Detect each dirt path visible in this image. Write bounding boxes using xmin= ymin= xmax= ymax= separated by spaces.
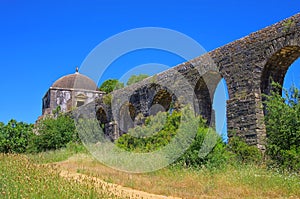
xmin=58 ymin=170 xmax=181 ymax=199
xmin=52 ymin=156 xmax=181 ymax=199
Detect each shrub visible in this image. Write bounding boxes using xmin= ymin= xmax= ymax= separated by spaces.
xmin=264 ymin=82 xmax=300 ymax=172
xmin=175 ymin=126 xmax=230 ymax=168
xmin=116 ymin=108 xmax=230 ymax=169
xmin=103 ymin=93 xmax=112 ymax=106
xmin=0 ymin=120 xmax=33 ymax=153
xmin=28 ymin=114 xmax=78 ymax=152
xmin=227 ymin=135 xmax=262 ymax=164
xmin=116 ymin=111 xmax=181 ymax=152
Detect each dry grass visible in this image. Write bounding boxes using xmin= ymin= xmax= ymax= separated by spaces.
xmin=0 ymin=153 xmax=124 ymax=199
xmin=53 ymin=154 xmax=300 ymax=199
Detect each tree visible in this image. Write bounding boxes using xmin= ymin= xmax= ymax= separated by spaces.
xmin=264 ymin=82 xmax=300 ymax=171
xmin=126 ymin=74 xmax=149 ymax=86
xmin=0 ymin=119 xmax=33 ymax=153
xmin=99 ymin=79 xmax=124 ymax=93
xmin=28 ymin=114 xmax=77 ymax=152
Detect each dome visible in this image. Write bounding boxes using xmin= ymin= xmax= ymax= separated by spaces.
xmin=52 ymin=72 xmax=97 ymax=91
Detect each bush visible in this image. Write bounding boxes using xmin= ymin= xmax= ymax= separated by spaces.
xmin=116 ymin=108 xmax=230 ymax=169
xmin=0 ymin=120 xmax=33 ymax=153
xmin=28 ymin=114 xmax=78 ymax=152
xmin=264 ymin=82 xmax=300 ymax=172
xmin=175 ymin=127 xmax=230 ymax=168
xmin=227 ymin=135 xmax=262 ymax=164
xmin=116 ymin=111 xmax=181 ymax=152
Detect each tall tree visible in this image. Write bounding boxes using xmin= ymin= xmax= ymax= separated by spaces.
xmin=126 ymin=74 xmax=149 ymax=86
xmin=99 ymin=79 xmax=124 ymax=93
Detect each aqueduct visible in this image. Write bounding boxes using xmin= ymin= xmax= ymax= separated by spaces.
xmin=78 ymin=13 xmax=300 ymax=149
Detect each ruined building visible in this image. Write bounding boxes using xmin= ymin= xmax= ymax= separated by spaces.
xmin=41 ymin=68 xmax=104 ymax=116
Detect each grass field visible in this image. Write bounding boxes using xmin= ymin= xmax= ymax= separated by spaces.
xmin=55 ymin=154 xmax=300 ymax=199
xmin=0 ymin=153 xmax=123 ymax=199
xmin=1 ymin=148 xmax=299 ymax=199
xmin=26 ymin=148 xmax=300 ymax=199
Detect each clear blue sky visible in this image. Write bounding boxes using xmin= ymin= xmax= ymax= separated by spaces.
xmin=0 ymin=0 xmax=299 ymax=132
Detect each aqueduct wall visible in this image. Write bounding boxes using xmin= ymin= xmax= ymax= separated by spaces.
xmin=79 ymin=13 xmax=300 ymax=149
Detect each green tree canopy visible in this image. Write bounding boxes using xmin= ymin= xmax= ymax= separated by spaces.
xmin=98 ymin=79 xmax=124 ymax=93
xmin=264 ymin=82 xmax=300 ymax=171
xmin=0 ymin=119 xmax=33 ymax=153
xmin=126 ymin=74 xmax=149 ymax=86
xmin=28 ymin=114 xmax=77 ymax=152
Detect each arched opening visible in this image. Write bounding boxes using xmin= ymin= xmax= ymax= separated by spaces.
xmin=212 ymin=78 xmax=229 ymax=142
xmin=151 ymin=89 xmax=172 ymax=115
xmin=194 ymin=76 xmax=213 ymax=125
xmin=96 ymin=107 xmax=108 ymax=131
xmin=283 ymin=58 xmax=300 ymax=94
xmin=128 ymin=83 xmax=161 ymax=116
xmin=261 ymin=46 xmax=300 ymax=114
xmin=118 ymin=102 xmax=137 ymax=134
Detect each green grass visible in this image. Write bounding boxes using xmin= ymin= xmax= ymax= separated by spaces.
xmin=3 ymin=144 xmax=299 ymax=199
xmin=0 ymin=154 xmax=123 ymax=199
xmin=26 ymin=142 xmax=88 ymax=164
xmin=55 ymin=153 xmax=300 ymax=199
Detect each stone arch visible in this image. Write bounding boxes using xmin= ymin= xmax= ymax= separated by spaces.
xmin=261 ymin=46 xmax=300 ymax=113
xmin=151 ymin=89 xmax=173 ymax=114
xmin=118 ymin=102 xmax=137 ymax=134
xmin=194 ymin=77 xmax=211 ymax=123
xmin=96 ymin=107 xmax=109 ymax=124
xmin=96 ymin=106 xmax=109 ymax=133
xmin=119 ymin=102 xmax=137 ymax=121
xmin=194 ymin=71 xmax=222 ymax=125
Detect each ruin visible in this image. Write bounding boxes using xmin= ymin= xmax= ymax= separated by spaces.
xmin=43 ymin=13 xmax=300 ymax=149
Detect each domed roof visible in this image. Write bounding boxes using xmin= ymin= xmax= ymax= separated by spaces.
xmin=52 ymin=71 xmax=97 ymax=91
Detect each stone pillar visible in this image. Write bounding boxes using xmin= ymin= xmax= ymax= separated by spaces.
xmin=105 ymin=121 xmax=120 ymax=141
xmin=227 ymin=91 xmax=266 ymax=149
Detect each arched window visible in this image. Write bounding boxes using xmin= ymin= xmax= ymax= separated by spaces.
xmin=75 ymin=94 xmax=87 ymax=107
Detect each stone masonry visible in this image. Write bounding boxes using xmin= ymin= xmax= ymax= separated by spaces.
xmin=77 ymin=13 xmax=300 ymax=150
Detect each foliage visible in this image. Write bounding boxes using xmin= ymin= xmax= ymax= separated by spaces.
xmin=264 ymin=82 xmax=300 ymax=172
xmin=103 ymin=93 xmax=112 ymax=105
xmin=28 ymin=114 xmax=78 ymax=152
xmin=99 ymin=79 xmax=124 ymax=93
xmin=174 ymin=123 xmax=230 ymax=169
xmin=52 ymin=105 xmax=61 ymax=116
xmin=0 ymin=120 xmax=33 ymax=153
xmin=283 ymin=19 xmax=295 ymax=32
xmin=75 ymin=118 xmax=107 ymax=145
xmin=126 ymin=74 xmax=149 ymax=86
xmin=227 ymin=135 xmax=262 ymax=164
xmin=116 ymin=108 xmax=230 ymax=168
xmin=116 ymin=111 xmax=181 ymax=152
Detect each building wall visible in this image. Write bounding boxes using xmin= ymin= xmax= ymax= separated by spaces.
xmin=42 ymin=87 xmax=104 ymax=116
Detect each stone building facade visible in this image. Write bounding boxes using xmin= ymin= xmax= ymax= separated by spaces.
xmin=42 ymin=69 xmax=105 ymax=116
